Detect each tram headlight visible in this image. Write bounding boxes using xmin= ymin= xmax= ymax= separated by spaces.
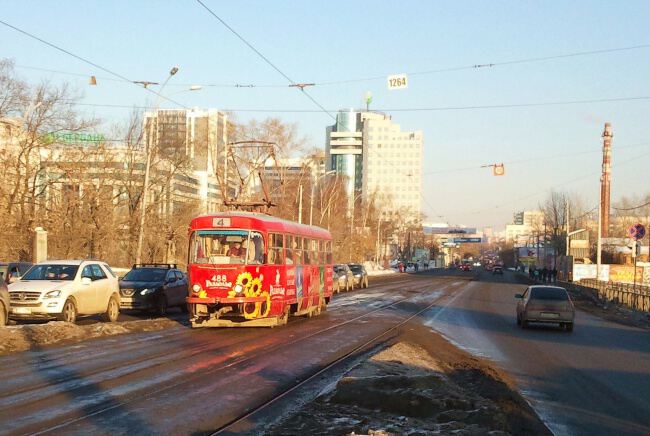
xmin=234 ymin=284 xmax=243 ymax=294
xmin=192 ymin=284 xmax=201 ymax=294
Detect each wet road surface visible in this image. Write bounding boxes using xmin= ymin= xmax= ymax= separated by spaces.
xmin=0 ymin=272 xmax=464 ymax=435
xmin=425 ymin=269 xmax=650 ymax=436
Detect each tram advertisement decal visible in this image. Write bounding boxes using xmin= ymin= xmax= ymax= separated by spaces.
xmin=319 ymin=266 xmax=325 ymax=298
xmin=296 ymin=266 xmax=303 ymax=299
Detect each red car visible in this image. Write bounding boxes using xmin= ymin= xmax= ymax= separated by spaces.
xmin=459 ymin=264 xmax=472 ymax=271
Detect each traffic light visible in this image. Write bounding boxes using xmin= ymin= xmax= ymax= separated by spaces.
xmin=493 ymin=163 xmax=505 ymax=176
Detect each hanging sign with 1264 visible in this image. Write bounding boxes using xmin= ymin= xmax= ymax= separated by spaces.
xmin=628 ymin=223 xmax=646 ymax=241
xmin=387 ymin=73 xmax=408 ymax=90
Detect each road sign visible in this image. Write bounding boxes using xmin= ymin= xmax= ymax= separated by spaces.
xmin=628 ymin=223 xmax=646 ymax=241
xmin=387 ymin=73 xmax=408 ymax=90
xmin=452 ymin=237 xmax=483 ymax=243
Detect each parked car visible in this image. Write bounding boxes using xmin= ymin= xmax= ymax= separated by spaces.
xmin=0 ymin=280 xmax=9 ymax=326
xmin=0 ymin=262 xmax=33 ymax=285
xmin=459 ymin=264 xmax=472 ymax=271
xmin=492 ymin=266 xmax=504 ymax=275
xmin=516 ymin=285 xmax=575 ymax=331
xmin=333 ymin=264 xmax=354 ymax=292
xmin=8 ymin=260 xmax=120 ymax=323
xmin=348 ymin=263 xmax=369 ymax=289
xmin=119 ymin=264 xmax=188 ymax=315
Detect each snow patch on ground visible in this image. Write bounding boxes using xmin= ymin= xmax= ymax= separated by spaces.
xmin=0 ymin=318 xmax=180 ymax=355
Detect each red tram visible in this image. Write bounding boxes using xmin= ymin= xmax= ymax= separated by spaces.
xmin=186 ymin=212 xmax=334 ymax=328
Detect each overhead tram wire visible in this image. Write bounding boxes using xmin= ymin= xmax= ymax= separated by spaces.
xmin=194 ymin=0 xmax=336 ymax=121
xmin=423 ymin=142 xmax=650 ymax=176
xmin=17 ymin=42 xmax=650 ymax=90
xmin=0 ymin=19 xmax=189 ymax=109
xmin=455 ymin=150 xmax=650 ymax=217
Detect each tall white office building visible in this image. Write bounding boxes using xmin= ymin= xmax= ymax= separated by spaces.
xmin=326 ymin=110 xmax=423 ymax=220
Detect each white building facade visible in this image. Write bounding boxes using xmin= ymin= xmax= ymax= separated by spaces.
xmin=326 ymin=110 xmax=423 ymax=220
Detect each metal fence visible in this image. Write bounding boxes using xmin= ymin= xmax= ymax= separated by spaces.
xmin=577 ymin=279 xmax=650 ymax=313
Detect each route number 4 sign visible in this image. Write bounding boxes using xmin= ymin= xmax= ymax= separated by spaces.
xmin=387 ymin=74 xmax=408 ymax=90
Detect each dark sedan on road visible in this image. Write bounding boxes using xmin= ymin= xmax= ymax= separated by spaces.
xmin=516 ymin=285 xmax=575 ymax=331
xmin=492 ymin=265 xmax=504 ymax=275
xmin=348 ymin=263 xmax=369 ymax=289
xmin=119 ymin=264 xmax=188 ymax=316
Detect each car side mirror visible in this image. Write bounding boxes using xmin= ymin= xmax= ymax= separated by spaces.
xmin=81 ymin=277 xmax=92 ymax=285
xmin=515 ymin=293 xmax=523 ymax=299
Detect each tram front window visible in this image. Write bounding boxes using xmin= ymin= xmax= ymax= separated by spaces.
xmin=191 ymin=230 xmax=264 ymax=265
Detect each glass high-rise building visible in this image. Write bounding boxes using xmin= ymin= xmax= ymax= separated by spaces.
xmin=326 ymin=109 xmax=423 ymax=220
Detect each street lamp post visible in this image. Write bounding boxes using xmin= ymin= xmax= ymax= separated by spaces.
xmin=135 ymin=66 xmax=179 ymax=265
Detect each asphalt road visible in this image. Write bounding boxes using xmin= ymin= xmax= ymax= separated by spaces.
xmin=0 ymin=272 xmax=465 ymax=435
xmin=425 ymin=268 xmax=650 ymax=436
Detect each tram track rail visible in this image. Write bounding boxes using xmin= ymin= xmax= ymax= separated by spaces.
xmin=21 ymin=276 xmax=460 ymax=435
xmin=212 ymin=282 xmax=454 ymax=435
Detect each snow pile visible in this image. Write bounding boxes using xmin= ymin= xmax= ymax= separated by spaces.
xmin=0 ymin=318 xmax=179 ymax=355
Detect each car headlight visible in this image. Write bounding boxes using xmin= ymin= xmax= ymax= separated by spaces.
xmin=44 ymin=290 xmax=61 ymax=299
xmin=140 ymin=288 xmax=154 ymax=295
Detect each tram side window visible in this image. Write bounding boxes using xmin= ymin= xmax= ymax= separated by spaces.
xmin=285 ymin=235 xmax=294 ymax=264
xmin=310 ymin=239 xmax=318 ymax=265
xmin=303 ymin=238 xmax=311 ymax=265
xmin=293 ymin=236 xmax=302 ymax=265
xmin=249 ymin=231 xmax=265 ymax=264
xmin=318 ymin=240 xmax=325 ymax=265
xmin=326 ymin=240 xmax=333 ymax=264
xmin=269 ymin=233 xmax=284 ymax=265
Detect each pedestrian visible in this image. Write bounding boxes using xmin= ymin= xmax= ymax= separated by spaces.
xmin=415 ymin=262 xmax=419 ymax=272
xmin=529 ymin=266 xmax=535 ymax=280
xmin=534 ymin=268 xmax=540 ymax=281
xmin=552 ymin=267 xmax=558 ymax=283
xmin=541 ymin=267 xmax=548 ymax=283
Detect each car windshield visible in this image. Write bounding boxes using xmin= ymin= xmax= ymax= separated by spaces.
xmin=334 ymin=266 xmax=346 ymax=273
xmin=122 ymin=269 xmax=167 ymax=282
xmin=531 ymin=287 xmax=569 ymax=300
xmin=22 ymin=264 xmax=79 ymax=281
xmin=349 ymin=265 xmax=362 ymax=273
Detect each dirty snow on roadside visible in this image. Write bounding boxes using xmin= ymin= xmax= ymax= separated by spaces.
xmin=269 ymin=332 xmax=550 ymax=436
xmin=0 ymin=318 xmax=180 ymax=355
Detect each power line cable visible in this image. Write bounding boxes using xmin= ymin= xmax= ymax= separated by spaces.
xmin=0 ymin=19 xmax=189 ymax=109
xmin=61 ymin=95 xmax=650 ymax=113
xmin=613 ymin=200 xmax=650 ymax=211
xmin=194 ymin=0 xmax=335 ymax=120
xmin=423 ymin=142 xmax=650 ymax=175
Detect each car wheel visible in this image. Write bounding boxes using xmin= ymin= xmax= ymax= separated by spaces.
xmin=56 ymin=298 xmax=77 ymax=323
xmin=0 ymin=301 xmax=6 ymax=326
xmin=102 ymin=296 xmax=119 ymax=323
xmin=156 ymin=295 xmax=168 ymax=316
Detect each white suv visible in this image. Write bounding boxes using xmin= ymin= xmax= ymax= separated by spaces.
xmin=9 ymin=260 xmax=120 ymax=323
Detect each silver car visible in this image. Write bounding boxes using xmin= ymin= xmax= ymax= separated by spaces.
xmin=516 ymin=285 xmax=575 ymax=331
xmin=333 ymin=264 xmax=354 ymax=292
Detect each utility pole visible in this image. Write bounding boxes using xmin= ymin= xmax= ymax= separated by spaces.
xmin=298 ymin=184 xmax=303 ymax=224
xmin=565 ymin=199 xmax=570 ymax=256
xmin=597 ymin=181 xmax=603 ymax=280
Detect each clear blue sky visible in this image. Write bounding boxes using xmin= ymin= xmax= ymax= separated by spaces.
xmin=2 ymin=1 xmax=649 ymax=231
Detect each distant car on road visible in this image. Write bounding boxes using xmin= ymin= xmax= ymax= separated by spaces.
xmin=0 ymin=280 xmax=9 ymax=326
xmin=9 ymin=260 xmax=120 ymax=324
xmin=0 ymin=262 xmax=32 ymax=285
xmin=348 ymin=263 xmax=369 ymax=289
xmin=516 ymin=285 xmax=575 ymax=331
xmin=492 ymin=266 xmax=504 ymax=275
xmin=459 ymin=264 xmax=472 ymax=272
xmin=119 ymin=264 xmax=188 ymax=315
xmin=333 ymin=264 xmax=354 ymax=292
